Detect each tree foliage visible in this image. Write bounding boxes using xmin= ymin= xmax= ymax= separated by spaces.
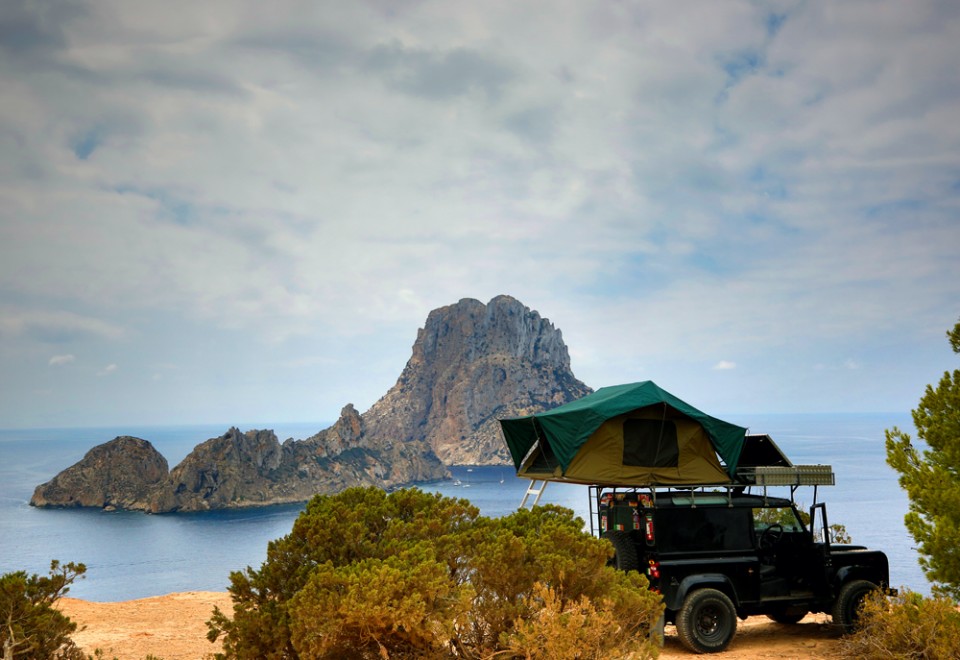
xmin=208 ymin=487 xmax=663 ymax=659
xmin=838 ymin=588 xmax=960 ymax=659
xmin=0 ymin=560 xmax=86 ymax=660
xmin=886 ymin=317 xmax=960 ymax=600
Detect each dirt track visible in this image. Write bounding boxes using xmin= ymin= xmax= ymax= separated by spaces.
xmin=59 ymin=592 xmax=843 ymax=659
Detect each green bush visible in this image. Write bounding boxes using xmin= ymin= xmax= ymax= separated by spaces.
xmin=0 ymin=560 xmax=86 ymax=660
xmin=208 ymin=487 xmax=663 ymax=659
xmin=838 ymin=588 xmax=960 ymax=659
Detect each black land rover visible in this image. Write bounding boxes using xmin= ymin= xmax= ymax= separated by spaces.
xmin=596 ymin=486 xmax=895 ymax=653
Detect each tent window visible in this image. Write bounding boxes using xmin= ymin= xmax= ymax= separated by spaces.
xmin=622 ymin=419 xmax=679 ymax=468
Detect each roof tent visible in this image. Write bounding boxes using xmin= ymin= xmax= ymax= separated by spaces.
xmin=499 ymin=381 xmax=748 ymax=487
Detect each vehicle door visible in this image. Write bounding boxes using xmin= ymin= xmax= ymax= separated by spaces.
xmin=752 ymin=504 xmax=810 ymax=587
xmin=655 ymin=504 xmax=761 ymax=604
xmin=805 ymin=502 xmax=833 ymax=593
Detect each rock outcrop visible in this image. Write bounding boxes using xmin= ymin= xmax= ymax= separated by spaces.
xmin=148 ymin=408 xmax=449 ymax=512
xmin=31 ymin=295 xmax=591 ymax=512
xmin=30 ymin=436 xmax=169 ymax=511
xmin=364 ymin=295 xmax=591 ymax=465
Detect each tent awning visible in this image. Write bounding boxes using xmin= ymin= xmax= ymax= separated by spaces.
xmin=499 ymin=381 xmax=747 ymax=482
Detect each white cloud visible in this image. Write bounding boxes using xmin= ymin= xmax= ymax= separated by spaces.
xmin=97 ymin=363 xmax=118 ymax=376
xmin=0 ymin=309 xmax=125 ymax=342
xmin=48 ymin=354 xmax=75 ymax=366
xmin=713 ymin=361 xmax=737 ymax=371
xmin=0 ymin=0 xmax=957 ymax=424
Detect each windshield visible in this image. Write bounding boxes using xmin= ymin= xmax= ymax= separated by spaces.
xmin=752 ymin=506 xmax=804 ymax=533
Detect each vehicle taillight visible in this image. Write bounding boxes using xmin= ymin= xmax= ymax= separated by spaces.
xmin=647 ymin=559 xmax=661 ymax=579
xmin=645 ymin=515 xmax=655 ymax=543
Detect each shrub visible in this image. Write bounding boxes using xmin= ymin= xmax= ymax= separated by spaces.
xmin=500 ymin=581 xmax=657 ymax=660
xmin=0 ymin=560 xmax=86 ymax=660
xmin=208 ymin=487 xmax=663 ymax=659
xmin=838 ymin=588 xmax=960 ymax=659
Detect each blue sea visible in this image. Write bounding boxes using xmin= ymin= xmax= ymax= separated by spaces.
xmin=0 ymin=413 xmax=928 ymax=602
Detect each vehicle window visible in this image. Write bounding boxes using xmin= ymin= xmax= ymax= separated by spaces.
xmin=752 ymin=506 xmax=803 ymax=532
xmin=654 ymin=507 xmax=753 ymax=552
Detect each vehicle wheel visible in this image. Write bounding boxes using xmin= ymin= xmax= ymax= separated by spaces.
xmin=676 ymin=588 xmax=737 ymax=654
xmin=832 ymin=579 xmax=876 ymax=633
xmin=602 ymin=530 xmax=640 ymax=571
xmin=766 ymin=610 xmax=807 ymax=624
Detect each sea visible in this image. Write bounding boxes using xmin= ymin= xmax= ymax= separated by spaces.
xmin=0 ymin=413 xmax=929 ymax=602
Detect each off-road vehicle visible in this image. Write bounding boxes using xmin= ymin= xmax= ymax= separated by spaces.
xmin=501 ymin=382 xmax=897 ymax=654
xmin=592 ymin=459 xmax=895 ymax=653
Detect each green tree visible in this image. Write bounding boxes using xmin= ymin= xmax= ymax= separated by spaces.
xmin=0 ymin=560 xmax=86 ymax=660
xmin=886 ymin=317 xmax=960 ymax=600
xmin=208 ymin=487 xmax=662 ymax=659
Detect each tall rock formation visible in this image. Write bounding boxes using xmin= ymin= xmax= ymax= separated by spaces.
xmin=31 ymin=295 xmax=591 ymax=511
xmin=364 ymin=295 xmax=591 ymax=465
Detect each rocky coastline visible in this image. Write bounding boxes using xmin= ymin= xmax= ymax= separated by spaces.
xmin=31 ymin=295 xmax=591 ymax=513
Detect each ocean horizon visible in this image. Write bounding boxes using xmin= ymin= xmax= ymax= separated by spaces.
xmin=0 ymin=412 xmax=929 ymax=602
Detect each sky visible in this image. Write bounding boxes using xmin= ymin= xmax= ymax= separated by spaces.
xmin=1 ymin=0 xmax=958 ymax=430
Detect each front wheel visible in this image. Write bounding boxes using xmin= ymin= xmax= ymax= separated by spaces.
xmin=676 ymin=588 xmax=737 ymax=653
xmin=832 ymin=579 xmax=877 ymax=633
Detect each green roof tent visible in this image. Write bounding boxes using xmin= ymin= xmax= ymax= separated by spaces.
xmin=499 ymin=381 xmax=747 ymax=487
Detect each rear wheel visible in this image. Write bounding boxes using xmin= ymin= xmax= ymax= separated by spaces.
xmin=832 ymin=579 xmax=877 ymax=633
xmin=676 ymin=588 xmax=737 ymax=654
xmin=602 ymin=530 xmax=640 ymax=571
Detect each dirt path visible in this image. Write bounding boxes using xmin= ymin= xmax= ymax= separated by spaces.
xmin=59 ymin=592 xmax=843 ymax=659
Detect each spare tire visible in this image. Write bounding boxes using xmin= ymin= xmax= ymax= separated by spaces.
xmin=602 ymin=530 xmax=640 ymax=572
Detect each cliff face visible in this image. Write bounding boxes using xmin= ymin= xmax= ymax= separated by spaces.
xmin=30 ymin=295 xmax=591 ymax=512
xmin=364 ymin=295 xmax=591 ymax=465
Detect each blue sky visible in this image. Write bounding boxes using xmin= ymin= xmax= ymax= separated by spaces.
xmin=1 ymin=0 xmax=958 ymax=429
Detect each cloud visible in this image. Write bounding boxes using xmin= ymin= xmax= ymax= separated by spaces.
xmin=0 ymin=0 xmax=957 ymax=425
xmin=713 ymin=361 xmax=737 ymax=371
xmin=48 ymin=354 xmax=75 ymax=366
xmin=97 ymin=363 xmax=118 ymax=376
xmin=0 ymin=309 xmax=125 ymax=343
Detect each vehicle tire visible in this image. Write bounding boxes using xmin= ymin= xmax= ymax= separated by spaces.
xmin=832 ymin=579 xmax=876 ymax=633
xmin=676 ymin=588 xmax=737 ymax=654
xmin=766 ymin=610 xmax=807 ymax=624
xmin=602 ymin=530 xmax=640 ymax=572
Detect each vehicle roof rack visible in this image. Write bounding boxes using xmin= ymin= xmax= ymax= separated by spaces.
xmin=736 ymin=465 xmax=835 ymax=487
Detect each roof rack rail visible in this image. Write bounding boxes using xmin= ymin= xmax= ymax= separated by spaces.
xmin=736 ymin=465 xmax=835 ymax=487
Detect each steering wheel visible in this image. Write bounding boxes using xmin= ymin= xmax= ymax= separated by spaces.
xmin=759 ymin=523 xmax=784 ymax=550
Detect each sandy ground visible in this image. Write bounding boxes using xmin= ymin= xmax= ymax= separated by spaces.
xmin=59 ymin=592 xmax=843 ymax=659
xmin=59 ymin=592 xmax=232 ymax=660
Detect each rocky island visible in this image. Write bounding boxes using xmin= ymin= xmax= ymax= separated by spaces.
xmin=31 ymin=295 xmax=591 ymax=512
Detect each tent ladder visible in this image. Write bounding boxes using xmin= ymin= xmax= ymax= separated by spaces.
xmin=519 ymin=479 xmax=548 ymax=509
